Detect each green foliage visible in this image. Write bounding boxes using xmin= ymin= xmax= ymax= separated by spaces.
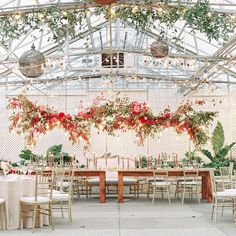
xmin=201 ymin=149 xmax=214 ymax=162
xmin=136 ymin=156 xmax=147 ymax=168
xmin=212 ymin=121 xmax=224 ymax=154
xmin=47 ymin=144 xmax=71 ymax=163
xmin=202 ymin=121 xmax=236 ymax=170
xmin=0 ymin=1 xmax=234 ymax=44
xmin=184 ymin=150 xmax=202 ymax=163
xmin=47 ymin=144 xmax=62 ymax=157
xmin=19 ymin=149 xmax=36 ymax=161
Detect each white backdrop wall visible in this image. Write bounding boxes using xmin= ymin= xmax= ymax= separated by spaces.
xmin=0 ymin=85 xmax=235 ymax=164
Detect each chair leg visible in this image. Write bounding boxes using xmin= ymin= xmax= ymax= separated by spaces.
xmin=161 ymin=188 xmax=164 ymax=199
xmin=3 ymin=203 xmax=7 ymax=230
xmin=18 ymin=203 xmax=22 ymax=230
xmin=147 ymin=183 xmax=150 ymax=199
xmin=69 ymin=200 xmax=72 ymax=224
xmin=152 ymin=187 xmax=155 ymax=204
xmin=49 ymin=202 xmax=54 ymax=231
xmin=221 ymin=200 xmax=225 ymax=217
xmin=211 ymin=204 xmax=215 ymax=221
xmin=0 ymin=204 xmax=3 ymax=230
xmin=214 ymin=204 xmax=218 ymax=224
xmin=60 ymin=204 xmax=64 ymax=218
xmin=196 ymin=186 xmax=201 ymax=204
xmin=137 ymin=183 xmax=139 ymax=198
xmin=175 ymin=180 xmax=179 ymax=199
xmin=182 ymin=185 xmax=185 ymax=204
xmin=167 ymin=186 xmax=171 ymax=205
xmin=32 ymin=205 xmax=37 ymax=232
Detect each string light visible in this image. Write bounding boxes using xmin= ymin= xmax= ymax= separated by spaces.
xmin=14 ymin=14 xmax=21 ymax=20
xmin=132 ymin=6 xmax=138 ymax=13
xmin=37 ymin=13 xmax=44 ymax=20
xmin=110 ymin=8 xmax=115 ymax=17
xmin=207 ymin=12 xmax=212 ymax=18
xmin=62 ymin=11 xmax=67 ymax=17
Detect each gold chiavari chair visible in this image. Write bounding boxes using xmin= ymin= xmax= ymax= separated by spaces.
xmin=210 ymin=170 xmax=236 ymax=223
xmin=215 ymin=162 xmax=234 ymax=191
xmin=19 ymin=169 xmax=54 ymax=232
xmin=152 ymin=166 xmax=171 ymax=204
xmin=178 ymin=163 xmax=201 ymax=204
xmin=0 ymin=198 xmax=7 ymax=229
xmin=52 ymin=166 xmax=74 ymax=224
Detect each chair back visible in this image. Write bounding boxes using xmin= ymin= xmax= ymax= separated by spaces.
xmin=94 ymin=154 xmax=136 ymax=170
xmin=182 ymin=164 xmax=199 ymax=182
xmin=209 ymin=170 xmax=218 ymax=195
xmin=218 ymin=162 xmax=234 ymax=189
xmin=220 ymin=163 xmax=233 ymax=176
xmin=160 ymin=152 xmax=168 ymax=165
xmin=34 ymin=169 xmax=54 ymax=202
xmin=153 ymin=167 xmax=169 ymax=183
xmin=53 ymin=166 xmax=74 ymax=194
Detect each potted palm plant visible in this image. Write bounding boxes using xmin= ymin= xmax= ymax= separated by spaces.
xmin=202 ymin=121 xmax=236 ymax=172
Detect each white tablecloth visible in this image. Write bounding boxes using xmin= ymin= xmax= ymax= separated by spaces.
xmin=0 ymin=174 xmax=35 ymax=229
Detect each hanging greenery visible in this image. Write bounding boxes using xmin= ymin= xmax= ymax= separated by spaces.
xmin=0 ymin=0 xmax=234 ymax=44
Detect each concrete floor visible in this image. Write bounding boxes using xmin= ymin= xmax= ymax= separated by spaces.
xmin=1 ymin=197 xmax=236 ymax=236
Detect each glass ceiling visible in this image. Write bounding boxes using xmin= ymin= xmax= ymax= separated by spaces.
xmin=0 ymin=0 xmax=235 ymax=97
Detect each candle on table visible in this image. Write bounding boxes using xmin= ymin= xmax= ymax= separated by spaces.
xmin=105 ymin=154 xmax=108 ymax=167
xmin=93 ymin=152 xmax=96 ymax=167
xmin=176 ymin=153 xmax=179 ymax=167
xmin=147 ymin=155 xmax=150 ymax=169
xmin=118 ymin=154 xmax=120 ymax=168
xmin=122 ymin=155 xmax=124 ymax=169
xmin=158 ymin=153 xmax=160 ymax=165
xmin=127 ymin=155 xmax=130 ymax=169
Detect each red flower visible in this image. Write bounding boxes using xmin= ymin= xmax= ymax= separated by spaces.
xmin=32 ymin=115 xmax=40 ymax=124
xmin=10 ymin=99 xmax=20 ymax=108
xmin=139 ymin=117 xmax=148 ymax=124
xmin=195 ymin=100 xmax=205 ymax=105
xmin=147 ymin=120 xmax=156 ymax=125
xmin=132 ymin=111 xmax=141 ymax=116
xmin=51 ymin=117 xmax=58 ymax=124
xmin=78 ymin=112 xmax=84 ymax=118
xmin=58 ymin=112 xmax=65 ymax=119
xmin=131 ymin=102 xmax=141 ymax=115
xmin=163 ymin=113 xmax=171 ymax=119
xmin=183 ymin=120 xmax=190 ymax=128
xmin=84 ymin=114 xmax=91 ymax=119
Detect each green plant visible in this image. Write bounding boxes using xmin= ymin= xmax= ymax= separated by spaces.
xmin=19 ymin=148 xmax=37 ymax=161
xmin=184 ymin=150 xmax=202 ymax=164
xmin=47 ymin=144 xmax=62 ymax=158
xmin=136 ymin=156 xmax=147 ymax=168
xmin=46 ymin=144 xmax=71 ymax=163
xmin=202 ymin=121 xmax=236 ymax=170
xmin=0 ymin=1 xmax=234 ymax=44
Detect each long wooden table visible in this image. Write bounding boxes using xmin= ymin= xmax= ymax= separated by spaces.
xmin=33 ymin=169 xmax=106 ymax=203
xmin=74 ymin=170 xmax=106 ymax=203
xmin=117 ymin=169 xmax=213 ymax=203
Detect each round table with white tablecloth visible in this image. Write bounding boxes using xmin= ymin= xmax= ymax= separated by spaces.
xmin=0 ymin=174 xmax=35 ymax=229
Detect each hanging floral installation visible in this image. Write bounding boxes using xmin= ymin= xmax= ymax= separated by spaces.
xmin=7 ymin=94 xmax=216 ymax=151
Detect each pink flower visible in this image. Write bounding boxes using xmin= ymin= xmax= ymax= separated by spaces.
xmin=39 ymin=105 xmax=46 ymax=112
